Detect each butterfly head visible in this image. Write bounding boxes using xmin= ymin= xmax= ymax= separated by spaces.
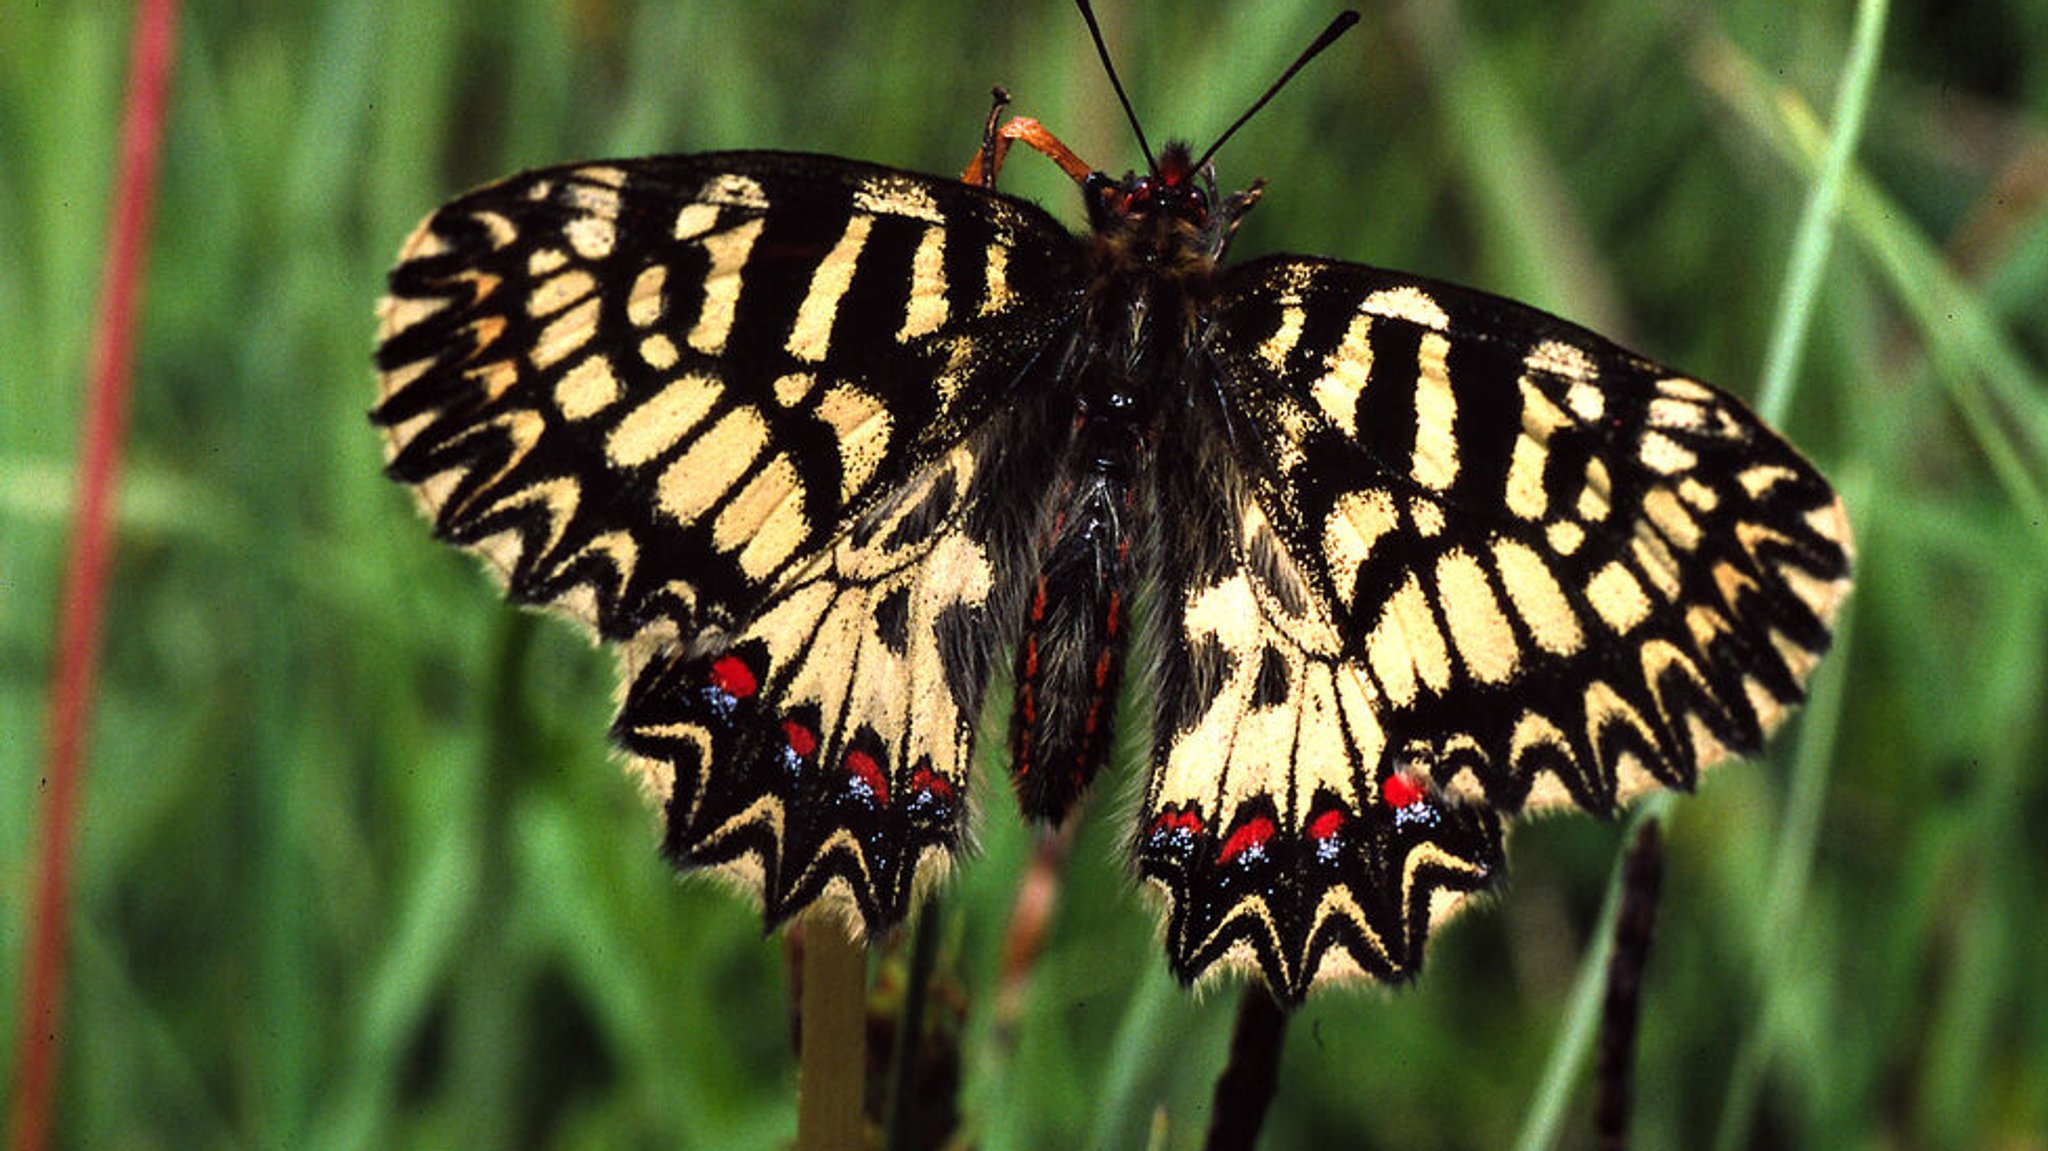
xmin=1105 ymin=142 xmax=1209 ymax=223
xmin=1086 ymin=141 xmax=1264 ymax=265
xmin=1067 ymin=5 xmax=1352 ymax=264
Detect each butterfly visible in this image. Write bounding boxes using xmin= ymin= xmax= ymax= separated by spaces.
xmin=372 ymin=9 xmax=1851 ymax=1004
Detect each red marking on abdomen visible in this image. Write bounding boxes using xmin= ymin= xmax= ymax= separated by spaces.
xmin=1089 ymin=646 xmax=1115 ymax=691
xmin=1077 ymin=642 xmax=1113 ymax=755
xmin=1076 ymin=584 xmax=1125 ymax=748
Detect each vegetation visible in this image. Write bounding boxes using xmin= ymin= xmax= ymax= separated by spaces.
xmin=4 ymin=1 xmax=2044 ymax=1147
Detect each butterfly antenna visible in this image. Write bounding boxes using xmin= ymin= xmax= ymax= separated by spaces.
xmin=1075 ymin=0 xmax=1157 ymax=173
xmin=1194 ymin=10 xmax=1360 ymax=172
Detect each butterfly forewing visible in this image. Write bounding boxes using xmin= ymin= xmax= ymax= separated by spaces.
xmin=375 ymin=152 xmax=1081 ymax=647
xmin=1214 ymin=258 xmax=1851 ymax=810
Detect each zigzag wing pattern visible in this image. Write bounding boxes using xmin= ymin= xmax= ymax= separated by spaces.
xmin=374 ymin=152 xmax=1079 ymax=648
xmin=1142 ymin=462 xmax=1506 ymax=1001
xmin=374 ymin=154 xmax=1084 ymax=929
xmin=1211 ymin=258 xmax=1851 ymax=819
xmin=614 ymin=444 xmax=1001 ymax=932
xmin=1144 ymin=258 xmax=1851 ymax=1000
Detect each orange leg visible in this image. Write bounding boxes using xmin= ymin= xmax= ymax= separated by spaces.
xmin=963 ymin=97 xmax=1095 ymax=189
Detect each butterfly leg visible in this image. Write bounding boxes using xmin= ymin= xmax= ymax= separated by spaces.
xmin=962 ymin=110 xmax=1094 ymax=189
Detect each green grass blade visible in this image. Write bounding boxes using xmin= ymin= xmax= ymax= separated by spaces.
xmin=1512 ymin=793 xmax=1673 ymax=1151
xmin=1710 ymin=503 xmax=1863 ymax=1151
xmin=1699 ymin=29 xmax=2048 ymax=530
xmin=1755 ymin=0 xmax=1889 ymax=426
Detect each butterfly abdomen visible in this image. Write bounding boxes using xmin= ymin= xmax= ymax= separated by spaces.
xmin=1009 ymin=463 xmax=1140 ymax=822
xmin=1005 ymin=192 xmax=1227 ymax=824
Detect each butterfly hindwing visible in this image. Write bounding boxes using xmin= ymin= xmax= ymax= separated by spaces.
xmin=614 ymin=443 xmax=1000 ymax=930
xmin=1143 ymin=460 xmax=1507 ymax=999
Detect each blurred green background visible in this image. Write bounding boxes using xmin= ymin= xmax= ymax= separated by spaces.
xmin=4 ymin=0 xmax=2045 ymax=1148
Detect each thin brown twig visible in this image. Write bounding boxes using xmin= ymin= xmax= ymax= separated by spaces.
xmin=1203 ymin=983 xmax=1290 ymax=1151
xmin=797 ymin=912 xmax=868 ymax=1151
xmin=1595 ymin=819 xmax=1666 ymax=1151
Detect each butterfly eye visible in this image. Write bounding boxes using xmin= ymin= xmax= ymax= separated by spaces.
xmin=1103 ymin=171 xmax=1211 ymax=233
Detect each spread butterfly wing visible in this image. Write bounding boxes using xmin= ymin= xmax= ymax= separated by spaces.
xmin=374 ymin=152 xmax=1079 ymax=647
xmin=374 ymin=153 xmax=1083 ymax=932
xmin=1142 ymin=257 xmax=1852 ymax=1000
xmin=1219 ymin=257 xmax=1851 ymax=809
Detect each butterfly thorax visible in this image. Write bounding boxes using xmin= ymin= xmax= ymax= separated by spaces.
xmin=1080 ymin=142 xmax=1229 ymax=360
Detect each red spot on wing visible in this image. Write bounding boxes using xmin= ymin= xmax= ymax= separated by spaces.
xmin=1383 ymin=772 xmax=1426 ymax=810
xmin=782 ymin=720 xmax=817 ymax=758
xmin=708 ymin=653 xmax=757 ymax=699
xmin=1218 ymin=815 xmax=1276 ymax=864
xmin=910 ymin=766 xmax=954 ymax=801
xmin=844 ymin=749 xmax=889 ymax=806
xmin=1309 ymin=808 xmax=1345 ymax=840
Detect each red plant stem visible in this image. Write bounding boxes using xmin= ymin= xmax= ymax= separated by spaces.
xmin=8 ymin=3 xmax=179 ymax=1149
